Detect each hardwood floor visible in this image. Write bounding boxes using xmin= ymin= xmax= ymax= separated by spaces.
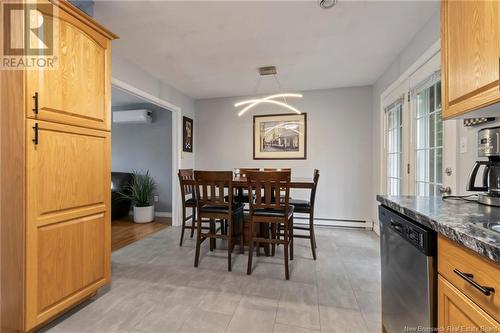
xmin=111 ymin=216 xmax=171 ymax=251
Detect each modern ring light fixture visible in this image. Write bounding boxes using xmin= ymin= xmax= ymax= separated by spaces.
xmin=235 ymin=66 xmax=303 ymax=117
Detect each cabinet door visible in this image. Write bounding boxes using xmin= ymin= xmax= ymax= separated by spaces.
xmin=25 ymin=119 xmax=110 ymax=329
xmin=441 ymin=0 xmax=500 ymax=118
xmin=26 ymin=4 xmax=111 ymax=130
xmin=438 ymin=275 xmax=500 ymax=332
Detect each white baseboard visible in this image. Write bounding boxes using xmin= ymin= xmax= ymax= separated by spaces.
xmin=155 ymin=211 xmax=172 ymax=218
xmin=127 ymin=211 xmax=172 ymax=218
xmin=293 ymin=215 xmax=373 ymax=230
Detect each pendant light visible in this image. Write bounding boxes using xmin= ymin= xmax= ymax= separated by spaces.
xmin=235 ymin=66 xmax=303 ymax=117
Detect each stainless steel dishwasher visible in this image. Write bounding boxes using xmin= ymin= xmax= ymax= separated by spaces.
xmin=379 ymin=205 xmax=437 ymax=333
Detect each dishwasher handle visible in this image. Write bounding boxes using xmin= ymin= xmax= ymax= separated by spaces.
xmin=453 ymin=269 xmax=495 ymax=296
xmin=390 ymin=220 xmax=404 ymax=234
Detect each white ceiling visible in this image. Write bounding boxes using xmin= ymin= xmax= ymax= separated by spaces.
xmin=111 ymin=86 xmax=146 ymax=107
xmin=95 ymin=1 xmax=438 ymax=100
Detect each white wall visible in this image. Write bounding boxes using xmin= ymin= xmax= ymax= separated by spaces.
xmin=195 ymin=86 xmax=373 ymax=222
xmin=371 ymin=9 xmax=440 ymax=230
xmin=111 ymin=55 xmax=195 ymax=170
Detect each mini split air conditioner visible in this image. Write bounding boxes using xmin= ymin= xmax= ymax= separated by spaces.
xmin=113 ymin=109 xmax=153 ymax=124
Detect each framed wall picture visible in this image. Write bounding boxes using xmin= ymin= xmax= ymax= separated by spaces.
xmin=183 ymin=116 xmax=193 ymax=152
xmin=253 ymin=113 xmax=307 ymax=160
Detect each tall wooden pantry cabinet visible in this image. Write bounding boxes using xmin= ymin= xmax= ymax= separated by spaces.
xmin=0 ymin=1 xmax=117 ymax=331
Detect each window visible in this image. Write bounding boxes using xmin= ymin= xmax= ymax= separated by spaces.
xmin=386 ymin=100 xmax=403 ymax=195
xmin=413 ymin=75 xmax=443 ymax=196
xmin=382 ymin=52 xmax=450 ymax=197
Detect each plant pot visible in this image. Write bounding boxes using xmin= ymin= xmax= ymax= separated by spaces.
xmin=133 ymin=205 xmax=155 ymax=223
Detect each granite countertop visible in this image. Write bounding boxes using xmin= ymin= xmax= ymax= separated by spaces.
xmin=377 ymin=195 xmax=500 ymax=264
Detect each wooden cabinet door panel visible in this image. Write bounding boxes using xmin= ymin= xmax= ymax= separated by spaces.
xmin=25 ymin=119 xmax=110 ymax=328
xmin=26 ymin=120 xmax=109 ymax=225
xmin=438 ymin=275 xmax=500 ymax=332
xmin=37 ymin=214 xmax=105 ymax=312
xmin=26 ymin=6 xmax=111 ymax=130
xmin=442 ymin=0 xmax=500 ymax=118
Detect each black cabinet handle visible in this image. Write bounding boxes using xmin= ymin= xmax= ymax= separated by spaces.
xmin=32 ymin=123 xmax=38 ymax=145
xmin=32 ymin=92 xmax=38 ymax=115
xmin=453 ymin=269 xmax=495 ymax=296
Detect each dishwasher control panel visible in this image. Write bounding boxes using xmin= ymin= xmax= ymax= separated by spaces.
xmin=379 ymin=205 xmax=436 ymax=256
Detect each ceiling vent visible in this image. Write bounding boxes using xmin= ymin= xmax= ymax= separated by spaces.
xmin=319 ymin=0 xmax=337 ymax=9
xmin=113 ymin=109 xmax=153 ymax=124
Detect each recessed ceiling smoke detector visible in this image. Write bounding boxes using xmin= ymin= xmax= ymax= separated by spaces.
xmin=319 ymin=0 xmax=337 ymax=9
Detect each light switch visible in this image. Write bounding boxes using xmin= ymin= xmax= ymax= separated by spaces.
xmin=460 ymin=136 xmax=468 ymax=154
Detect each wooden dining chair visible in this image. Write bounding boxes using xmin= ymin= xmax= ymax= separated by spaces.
xmin=233 ymin=168 xmax=260 ymax=203
xmin=246 ymin=170 xmax=294 ymax=280
xmin=178 ymin=169 xmax=196 ymax=246
xmin=289 ymin=169 xmax=320 ymax=260
xmin=194 ymin=171 xmax=244 ymax=271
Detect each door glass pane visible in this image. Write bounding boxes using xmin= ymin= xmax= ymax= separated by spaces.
xmin=415 ymin=80 xmax=443 ymax=197
xmin=386 ymin=102 xmax=403 ymax=195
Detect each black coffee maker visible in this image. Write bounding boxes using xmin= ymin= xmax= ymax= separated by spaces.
xmin=467 ymin=126 xmax=500 ymax=207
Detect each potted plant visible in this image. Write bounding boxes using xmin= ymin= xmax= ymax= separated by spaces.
xmin=120 ymin=170 xmax=156 ymax=223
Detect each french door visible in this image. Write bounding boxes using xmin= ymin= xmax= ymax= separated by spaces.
xmin=383 ymin=52 xmax=456 ymax=196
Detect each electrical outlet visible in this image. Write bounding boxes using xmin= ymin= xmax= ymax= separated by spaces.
xmin=460 ymin=136 xmax=468 ymax=154
xmin=154 ymin=195 xmax=159 ymax=203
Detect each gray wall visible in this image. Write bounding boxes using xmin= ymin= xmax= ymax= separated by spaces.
xmin=110 ymin=55 xmax=196 ymax=170
xmin=112 ymin=104 xmax=173 ymax=212
xmin=371 ymin=9 xmax=440 ymax=229
xmin=195 ymin=86 xmax=374 ymax=222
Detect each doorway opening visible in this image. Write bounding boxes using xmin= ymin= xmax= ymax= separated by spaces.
xmin=110 ymin=79 xmax=182 ymax=250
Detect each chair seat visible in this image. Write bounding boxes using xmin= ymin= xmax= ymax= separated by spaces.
xmin=289 ymin=199 xmax=311 ymax=212
xmin=200 ymin=202 xmax=244 ymax=214
xmin=253 ymin=205 xmax=294 ymax=218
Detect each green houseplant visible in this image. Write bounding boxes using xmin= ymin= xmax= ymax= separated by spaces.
xmin=120 ymin=170 xmax=156 ymax=223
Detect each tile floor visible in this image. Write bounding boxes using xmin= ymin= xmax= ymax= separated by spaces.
xmin=41 ymin=226 xmax=381 ymax=333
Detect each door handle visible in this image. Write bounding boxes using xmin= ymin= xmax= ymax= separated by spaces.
xmin=32 ymin=123 xmax=39 ymax=145
xmin=32 ymin=92 xmax=38 ymax=115
xmin=439 ymin=186 xmax=452 ymax=194
xmin=453 ymin=269 xmax=495 ymax=296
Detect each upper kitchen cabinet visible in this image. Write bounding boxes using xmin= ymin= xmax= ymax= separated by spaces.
xmin=441 ymin=0 xmax=500 ymax=119
xmin=26 ymin=1 xmax=117 ymax=131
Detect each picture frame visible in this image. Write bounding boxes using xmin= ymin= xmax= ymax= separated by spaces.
xmin=183 ymin=116 xmax=193 ymax=152
xmin=253 ymin=113 xmax=307 ymax=160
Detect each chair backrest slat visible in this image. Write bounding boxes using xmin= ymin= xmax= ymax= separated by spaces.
xmin=178 ymin=169 xmax=195 ymax=203
xmin=194 ymin=171 xmax=233 ymax=209
xmin=247 ymin=170 xmax=291 ymax=212
xmin=310 ymin=169 xmax=320 ymax=209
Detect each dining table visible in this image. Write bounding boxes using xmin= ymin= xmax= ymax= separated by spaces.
xmin=231 ymin=176 xmax=315 ymax=189
xmin=182 ymin=176 xmax=314 ymax=189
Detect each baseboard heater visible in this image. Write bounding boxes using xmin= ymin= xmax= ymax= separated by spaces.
xmin=293 ymin=215 xmax=373 ymax=230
